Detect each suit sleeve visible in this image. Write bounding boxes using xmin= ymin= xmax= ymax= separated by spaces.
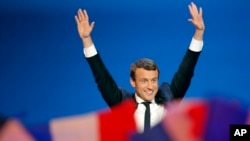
xmin=170 ymin=49 xmax=201 ymax=99
xmin=86 ymin=53 xmax=123 ymax=107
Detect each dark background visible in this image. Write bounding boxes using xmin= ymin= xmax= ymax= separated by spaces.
xmin=1 ymin=0 xmax=250 ymax=125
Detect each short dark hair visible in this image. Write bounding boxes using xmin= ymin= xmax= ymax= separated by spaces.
xmin=130 ymin=58 xmax=160 ymax=80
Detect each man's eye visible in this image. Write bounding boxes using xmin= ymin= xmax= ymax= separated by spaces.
xmin=152 ymin=79 xmax=157 ymax=82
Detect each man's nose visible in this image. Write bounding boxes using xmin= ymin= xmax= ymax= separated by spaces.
xmin=147 ymin=81 xmax=154 ymax=89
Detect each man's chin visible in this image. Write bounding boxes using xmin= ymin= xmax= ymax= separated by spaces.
xmin=144 ymin=94 xmax=156 ymax=101
xmin=144 ymin=97 xmax=154 ymax=102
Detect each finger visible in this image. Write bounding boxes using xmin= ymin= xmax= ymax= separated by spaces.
xmin=83 ymin=10 xmax=89 ymax=21
xmin=190 ymin=2 xmax=198 ymax=15
xmin=74 ymin=15 xmax=79 ymax=24
xmin=188 ymin=4 xmax=193 ymax=15
xmin=188 ymin=19 xmax=194 ymax=24
xmin=188 ymin=3 xmax=195 ymax=14
xmin=199 ymin=7 xmax=203 ymax=16
xmin=79 ymin=9 xmax=85 ymax=20
xmin=191 ymin=2 xmax=198 ymax=11
xmin=90 ymin=21 xmax=95 ymax=30
xmin=77 ymin=9 xmax=81 ymax=21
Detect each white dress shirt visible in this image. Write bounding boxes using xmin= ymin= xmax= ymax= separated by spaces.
xmin=134 ymin=93 xmax=166 ymax=132
xmin=84 ymin=38 xmax=203 ymax=132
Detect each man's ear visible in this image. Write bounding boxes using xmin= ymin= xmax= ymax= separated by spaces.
xmin=130 ymin=78 xmax=136 ymax=88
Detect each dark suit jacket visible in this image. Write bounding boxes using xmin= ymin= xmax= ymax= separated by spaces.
xmin=86 ymin=49 xmax=201 ymax=108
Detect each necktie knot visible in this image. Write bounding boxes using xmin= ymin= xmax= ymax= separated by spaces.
xmin=142 ymin=101 xmax=151 ymax=107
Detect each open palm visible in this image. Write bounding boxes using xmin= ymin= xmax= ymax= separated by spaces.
xmin=188 ymin=2 xmax=205 ymax=31
xmin=75 ymin=9 xmax=95 ymax=39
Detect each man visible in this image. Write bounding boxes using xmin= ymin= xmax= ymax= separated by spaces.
xmin=75 ymin=2 xmax=205 ymax=132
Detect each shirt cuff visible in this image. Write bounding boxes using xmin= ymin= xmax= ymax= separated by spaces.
xmin=188 ymin=38 xmax=203 ymax=52
xmin=83 ymin=44 xmax=98 ymax=58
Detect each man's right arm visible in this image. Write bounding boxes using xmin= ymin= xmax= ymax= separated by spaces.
xmin=84 ymin=44 xmax=124 ymax=107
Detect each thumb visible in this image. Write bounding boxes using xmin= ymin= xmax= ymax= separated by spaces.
xmin=90 ymin=21 xmax=95 ymax=30
xmin=188 ymin=19 xmax=193 ymax=23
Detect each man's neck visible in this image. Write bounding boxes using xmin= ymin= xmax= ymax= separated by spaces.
xmin=134 ymin=93 xmax=155 ymax=104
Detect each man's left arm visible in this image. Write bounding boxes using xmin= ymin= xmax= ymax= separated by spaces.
xmin=170 ymin=2 xmax=205 ymax=99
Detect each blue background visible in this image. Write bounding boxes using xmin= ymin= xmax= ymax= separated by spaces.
xmin=1 ymin=0 xmax=250 ymax=125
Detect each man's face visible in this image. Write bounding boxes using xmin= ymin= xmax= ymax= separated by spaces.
xmin=130 ymin=68 xmax=159 ymax=101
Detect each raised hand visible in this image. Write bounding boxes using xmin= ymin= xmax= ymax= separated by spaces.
xmin=75 ymin=9 xmax=95 ymax=39
xmin=188 ymin=2 xmax=205 ymax=31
